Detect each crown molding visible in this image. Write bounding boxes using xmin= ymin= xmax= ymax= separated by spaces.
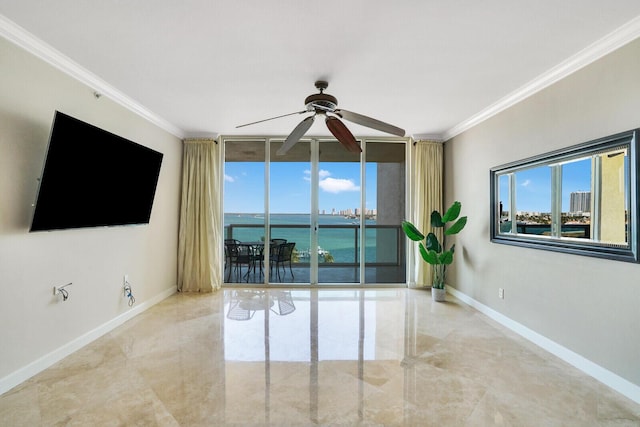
xmin=183 ymin=132 xmax=219 ymax=140
xmin=0 ymin=14 xmax=185 ymax=139
xmin=443 ymin=14 xmax=640 ymax=142
xmin=411 ymin=133 xmax=444 ymax=142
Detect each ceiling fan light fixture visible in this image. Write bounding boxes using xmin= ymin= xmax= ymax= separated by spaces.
xmin=304 ymin=93 xmax=337 ymax=111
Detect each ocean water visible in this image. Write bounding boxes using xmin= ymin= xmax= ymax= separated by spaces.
xmin=224 ymin=214 xmax=386 ymax=263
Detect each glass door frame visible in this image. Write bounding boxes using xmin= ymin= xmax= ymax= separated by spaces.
xmin=267 ymin=137 xmax=318 ymax=285
xmin=221 ymin=135 xmax=411 ymax=287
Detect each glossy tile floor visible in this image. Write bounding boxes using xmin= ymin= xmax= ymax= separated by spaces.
xmin=2 ymin=288 xmax=639 ymax=426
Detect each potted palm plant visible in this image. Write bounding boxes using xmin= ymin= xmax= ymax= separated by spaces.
xmin=402 ymin=201 xmax=467 ymax=302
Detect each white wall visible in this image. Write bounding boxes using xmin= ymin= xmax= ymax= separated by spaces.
xmin=445 ymin=38 xmax=640 ymax=388
xmin=0 ymin=37 xmax=182 ymax=387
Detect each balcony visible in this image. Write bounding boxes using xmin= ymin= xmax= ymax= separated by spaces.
xmin=224 ymin=223 xmax=405 ymax=284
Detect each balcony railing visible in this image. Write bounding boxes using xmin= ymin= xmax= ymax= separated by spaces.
xmin=224 ymin=223 xmax=403 ymax=266
xmin=500 ymin=222 xmax=591 ymax=238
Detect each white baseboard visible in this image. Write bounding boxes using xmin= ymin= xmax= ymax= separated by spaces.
xmin=0 ymin=286 xmax=176 ymax=396
xmin=447 ymin=287 xmax=640 ymax=405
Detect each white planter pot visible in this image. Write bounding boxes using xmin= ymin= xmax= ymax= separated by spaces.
xmin=431 ymin=287 xmax=446 ymax=302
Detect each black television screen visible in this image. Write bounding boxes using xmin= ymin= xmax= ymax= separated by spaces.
xmin=30 ymin=111 xmax=163 ymax=232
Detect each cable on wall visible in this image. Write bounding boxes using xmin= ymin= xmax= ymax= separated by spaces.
xmin=53 ymin=282 xmax=73 ymax=301
xmin=123 ymin=279 xmax=136 ymax=307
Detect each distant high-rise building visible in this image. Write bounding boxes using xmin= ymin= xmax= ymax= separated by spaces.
xmin=570 ymin=191 xmax=591 ymax=213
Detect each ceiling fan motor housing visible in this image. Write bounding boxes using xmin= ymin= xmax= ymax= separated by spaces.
xmin=305 ymin=93 xmax=338 ymax=111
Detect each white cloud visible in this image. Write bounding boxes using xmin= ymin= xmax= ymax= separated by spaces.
xmin=224 ymin=174 xmax=235 ymax=182
xmin=521 ymin=179 xmax=531 ymax=187
xmin=319 ymin=177 xmax=360 ymax=193
xmin=303 ymin=169 xmax=332 ymax=181
xmin=302 ymin=169 xmax=358 ymax=193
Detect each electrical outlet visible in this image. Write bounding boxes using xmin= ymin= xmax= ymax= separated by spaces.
xmin=53 ymin=286 xmax=58 ymax=296
xmin=498 ymin=288 xmax=504 ymax=299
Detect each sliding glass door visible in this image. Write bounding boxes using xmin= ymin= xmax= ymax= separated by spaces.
xmin=317 ymin=140 xmax=361 ymax=284
xmin=364 ymin=141 xmax=406 ymax=284
xmin=269 ymin=139 xmax=312 ymax=284
xmin=223 ymin=139 xmax=266 ymax=284
xmin=223 ymin=137 xmax=407 ymax=286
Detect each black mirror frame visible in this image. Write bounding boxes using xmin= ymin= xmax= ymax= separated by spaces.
xmin=490 ymin=129 xmax=639 ymax=263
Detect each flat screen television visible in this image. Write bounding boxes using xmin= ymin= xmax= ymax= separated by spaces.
xmin=30 ymin=111 xmax=164 ymax=232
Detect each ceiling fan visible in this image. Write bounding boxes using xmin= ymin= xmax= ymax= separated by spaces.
xmin=236 ymin=81 xmax=405 ymax=155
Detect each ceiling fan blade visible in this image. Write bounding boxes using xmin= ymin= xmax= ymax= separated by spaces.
xmin=236 ymin=110 xmax=309 ymax=128
xmin=334 ymin=109 xmax=405 ymax=137
xmin=277 ymin=115 xmax=315 ymax=155
xmin=325 ymin=116 xmax=362 ymax=153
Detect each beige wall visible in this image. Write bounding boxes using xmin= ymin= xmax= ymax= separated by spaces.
xmin=445 ymin=38 xmax=640 ymax=386
xmin=0 ymin=37 xmax=182 ymax=381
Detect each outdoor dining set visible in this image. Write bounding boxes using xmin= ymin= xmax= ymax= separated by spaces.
xmin=224 ymin=239 xmax=296 ymax=282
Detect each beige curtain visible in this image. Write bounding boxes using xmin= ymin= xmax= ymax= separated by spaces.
xmin=412 ymin=140 xmax=443 ymax=288
xmin=177 ymin=139 xmax=222 ymax=292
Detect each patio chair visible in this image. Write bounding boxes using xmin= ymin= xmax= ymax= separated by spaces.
xmin=224 ymin=239 xmax=240 ymax=281
xmin=270 ymin=242 xmax=295 ymax=281
xmin=226 ymin=242 xmax=256 ymax=282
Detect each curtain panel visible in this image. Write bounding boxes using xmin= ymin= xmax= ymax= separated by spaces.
xmin=177 ymin=139 xmax=222 ymax=292
xmin=412 ymin=140 xmax=443 ymax=288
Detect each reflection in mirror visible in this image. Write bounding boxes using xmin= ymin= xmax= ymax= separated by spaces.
xmin=498 ymin=174 xmax=511 ymax=233
xmin=560 ymin=157 xmax=592 ymax=239
xmin=490 ymin=129 xmax=638 ymax=262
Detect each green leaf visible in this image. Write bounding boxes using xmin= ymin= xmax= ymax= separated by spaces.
xmin=426 ymin=232 xmax=441 ymax=253
xmin=445 ymin=216 xmax=467 ymax=235
xmin=439 ymin=250 xmax=454 ymax=265
xmin=402 ymin=220 xmax=424 ymax=241
xmin=442 ymin=201 xmax=461 ymax=223
xmin=419 ymin=243 xmax=439 ymax=264
xmin=430 ymin=211 xmax=444 ymax=228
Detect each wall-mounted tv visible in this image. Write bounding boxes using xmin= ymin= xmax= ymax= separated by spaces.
xmin=30 ymin=111 xmax=164 ymax=232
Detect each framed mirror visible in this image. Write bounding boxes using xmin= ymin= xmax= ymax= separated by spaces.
xmin=490 ymin=129 xmax=639 ymax=262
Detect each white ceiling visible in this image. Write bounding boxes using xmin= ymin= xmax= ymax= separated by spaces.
xmin=2 ymin=1 xmax=640 ymax=141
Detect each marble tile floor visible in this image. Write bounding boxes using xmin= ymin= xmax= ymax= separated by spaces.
xmin=1 ymin=288 xmax=639 ymax=426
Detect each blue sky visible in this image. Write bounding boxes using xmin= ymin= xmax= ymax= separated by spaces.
xmin=500 ymin=159 xmax=592 ymax=212
xmin=224 ymin=162 xmax=377 ymax=213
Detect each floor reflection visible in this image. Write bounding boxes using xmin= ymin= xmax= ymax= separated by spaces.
xmin=218 ymin=288 xmax=640 ymax=425
xmin=1 ymin=288 xmax=639 ymax=426
xmin=226 ymin=289 xmax=296 ymax=321
xmin=223 ymin=289 xmax=408 ymax=425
